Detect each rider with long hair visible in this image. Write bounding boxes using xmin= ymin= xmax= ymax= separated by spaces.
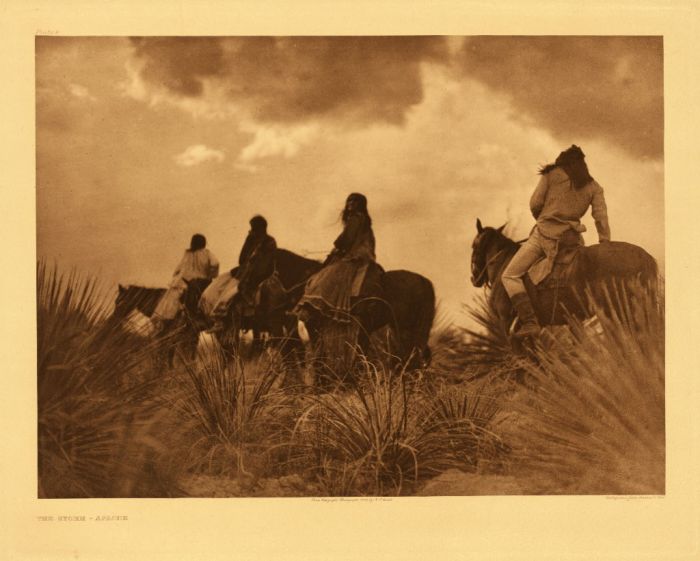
xmin=296 ymin=192 xmax=379 ymax=324
xmin=501 ymin=145 xmax=611 ymax=338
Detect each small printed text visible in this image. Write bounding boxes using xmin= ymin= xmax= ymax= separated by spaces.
xmin=37 ymin=515 xmax=128 ymax=522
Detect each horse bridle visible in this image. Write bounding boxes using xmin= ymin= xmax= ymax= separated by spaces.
xmin=472 ymin=235 xmax=526 ymax=288
xmin=473 ymin=247 xmax=508 ymax=288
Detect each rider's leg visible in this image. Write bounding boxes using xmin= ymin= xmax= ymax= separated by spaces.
xmin=501 ymin=234 xmax=546 ymax=337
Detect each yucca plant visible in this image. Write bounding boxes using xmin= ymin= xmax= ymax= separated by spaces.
xmin=419 ymin=382 xmax=510 ymax=475
xmin=37 ymin=262 xmax=181 ymax=497
xmin=289 ymin=358 xmax=508 ymax=496
xmin=510 ymin=284 xmax=664 ymax=494
xmin=458 ymin=293 xmax=528 ymax=382
xmin=175 ymin=348 xmax=295 ymax=477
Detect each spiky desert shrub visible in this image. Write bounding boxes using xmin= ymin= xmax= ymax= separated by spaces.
xmin=175 ymin=348 xmax=296 ymax=477
xmin=37 ymin=262 xmax=180 ymax=497
xmin=509 ymin=285 xmax=665 ymax=494
xmin=289 ymin=358 xmax=507 ymax=496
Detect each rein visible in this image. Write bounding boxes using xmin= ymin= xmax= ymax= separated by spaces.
xmin=473 ymin=247 xmax=509 ymax=288
xmin=473 ymin=236 xmax=526 ymax=288
xmin=256 ymin=273 xmax=315 ymax=315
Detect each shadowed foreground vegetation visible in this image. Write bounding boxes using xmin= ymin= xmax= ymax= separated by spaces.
xmin=37 ymin=263 xmax=664 ymax=497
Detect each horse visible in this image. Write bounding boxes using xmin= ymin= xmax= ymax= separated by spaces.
xmin=112 ymin=279 xmax=210 ymax=366
xmin=212 ymin=249 xmax=322 ymax=356
xmin=469 ymin=218 xmax=658 ymax=341
xmin=217 ymin=248 xmax=435 ymax=372
xmin=280 ymin=251 xmax=434 ymax=371
xmin=113 ymin=285 xmax=165 ymax=321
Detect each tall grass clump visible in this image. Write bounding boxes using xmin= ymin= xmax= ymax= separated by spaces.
xmin=289 ymin=358 xmax=507 ymax=496
xmin=510 ymin=284 xmax=665 ymax=494
xmin=37 ymin=262 xmax=181 ymax=497
xmin=433 ymin=294 xmax=526 ymax=384
xmin=175 ymin=348 xmax=296 ymax=477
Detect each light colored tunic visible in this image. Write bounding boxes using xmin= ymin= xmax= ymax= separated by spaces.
xmin=530 ymin=167 xmax=610 ymax=241
xmin=502 ymin=167 xmax=611 ymax=297
xmin=154 ymin=248 xmax=220 ymax=321
xmin=173 ymin=248 xmax=220 ymax=282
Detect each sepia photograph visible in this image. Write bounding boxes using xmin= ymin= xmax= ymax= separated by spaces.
xmin=36 ymin=35 xmax=665 ymax=499
xmin=4 ymin=1 xmax=700 ymax=559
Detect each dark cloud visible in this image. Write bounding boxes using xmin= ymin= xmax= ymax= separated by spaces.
xmin=457 ymin=36 xmax=663 ymax=159
xmin=131 ymin=37 xmax=224 ymax=96
xmin=129 ymin=36 xmax=447 ymax=125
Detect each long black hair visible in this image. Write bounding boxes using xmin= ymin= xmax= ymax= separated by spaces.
xmin=539 ymin=145 xmax=594 ymax=189
xmin=341 ymin=192 xmax=372 ymax=226
xmin=189 ymin=233 xmax=206 ymax=251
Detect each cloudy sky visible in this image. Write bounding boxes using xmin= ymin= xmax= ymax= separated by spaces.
xmin=36 ymin=36 xmax=664 ymax=323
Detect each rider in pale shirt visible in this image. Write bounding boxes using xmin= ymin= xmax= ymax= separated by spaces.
xmin=172 ymin=237 xmax=220 ymax=283
xmin=153 ymin=233 xmax=219 ymax=325
xmin=501 ymin=145 xmax=611 ymax=339
xmin=530 ymin=166 xmax=610 ymax=241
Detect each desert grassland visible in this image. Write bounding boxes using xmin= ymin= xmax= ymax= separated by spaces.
xmin=37 ymin=262 xmax=664 ymax=497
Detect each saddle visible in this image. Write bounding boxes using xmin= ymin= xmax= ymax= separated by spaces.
xmin=526 ymin=231 xmax=583 ymax=289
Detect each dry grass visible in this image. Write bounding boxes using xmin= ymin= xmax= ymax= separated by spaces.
xmin=501 ymin=285 xmax=665 ymax=494
xmin=37 ymin=262 xmax=183 ymax=497
xmin=37 ymin=261 xmax=664 ymax=497
xmin=172 ymin=348 xmax=297 ymax=477
xmin=287 ymin=358 xmax=508 ymax=496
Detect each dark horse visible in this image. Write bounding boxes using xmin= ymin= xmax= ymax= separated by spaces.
xmin=469 ymin=218 xmax=658 ymax=339
xmin=113 ymin=279 xmax=211 ymax=365
xmin=212 ymin=249 xmax=322 ymax=356
xmin=218 ymin=248 xmax=435 ymax=369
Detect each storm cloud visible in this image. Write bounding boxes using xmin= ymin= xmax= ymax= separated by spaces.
xmin=132 ymin=37 xmax=446 ymax=124
xmin=457 ymin=36 xmax=664 ymax=159
xmin=131 ymin=37 xmax=224 ymax=97
xmin=129 ymin=36 xmax=448 ymax=126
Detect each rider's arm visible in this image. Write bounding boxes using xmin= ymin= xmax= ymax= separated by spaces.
xmin=529 ymin=174 xmax=549 ymax=219
xmin=238 ymin=235 xmax=254 ymax=266
xmin=591 ymin=183 xmax=611 ymax=242
xmin=255 ymin=237 xmax=277 ymax=277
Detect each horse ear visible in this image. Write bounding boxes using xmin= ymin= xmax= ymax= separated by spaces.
xmin=497 ymin=223 xmax=507 ymax=233
xmin=118 ymin=284 xmax=125 ymax=293
xmin=476 ymin=218 xmax=484 ymax=233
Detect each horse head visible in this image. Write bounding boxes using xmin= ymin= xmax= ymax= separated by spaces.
xmin=113 ymin=284 xmax=167 ymax=320
xmin=470 ymin=218 xmax=507 ymax=287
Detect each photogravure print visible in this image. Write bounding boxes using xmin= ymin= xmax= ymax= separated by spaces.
xmin=36 ymin=36 xmax=664 ymax=498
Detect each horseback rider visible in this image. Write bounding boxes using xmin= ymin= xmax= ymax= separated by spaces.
xmin=153 ymin=233 xmax=219 ymax=328
xmin=207 ymin=215 xmax=277 ymax=333
xmin=501 ymin=145 xmax=611 ymax=338
xmin=295 ymin=192 xmax=382 ymax=325
xmin=236 ymin=214 xmax=278 ymax=306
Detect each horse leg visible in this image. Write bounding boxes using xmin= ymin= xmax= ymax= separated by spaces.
xmin=250 ymin=327 xmax=263 ymax=356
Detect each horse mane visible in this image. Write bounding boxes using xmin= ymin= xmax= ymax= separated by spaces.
xmin=114 ymin=284 xmax=166 ymax=318
xmin=275 ymin=248 xmax=322 ymax=269
xmin=273 ymin=248 xmax=323 ymax=294
xmin=484 ymin=227 xmax=520 ymax=254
